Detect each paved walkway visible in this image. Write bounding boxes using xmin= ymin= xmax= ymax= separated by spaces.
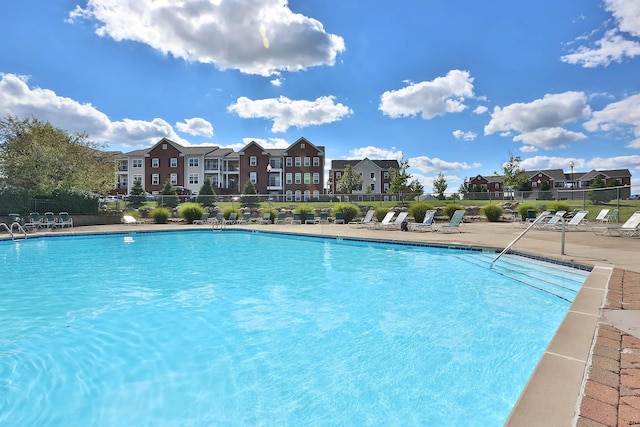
xmin=3 ymin=220 xmax=639 ymax=425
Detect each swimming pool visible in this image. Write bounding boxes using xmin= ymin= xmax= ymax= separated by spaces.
xmin=0 ymin=230 xmax=588 ymax=426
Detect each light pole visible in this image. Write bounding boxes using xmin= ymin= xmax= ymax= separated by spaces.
xmin=569 ymin=160 xmax=575 ymax=200
xmin=266 ymin=163 xmax=272 ymax=203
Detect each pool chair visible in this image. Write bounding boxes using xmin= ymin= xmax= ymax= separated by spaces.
xmin=259 ymin=212 xmax=272 ymax=224
xmin=538 ymin=213 xmax=562 ymax=230
xmin=209 ymin=212 xmax=224 ymax=225
xmin=553 ymin=210 xmax=589 ymax=231
xmin=410 ymin=210 xmax=436 ymax=232
xmin=433 ymin=210 xmax=465 ymax=233
xmin=594 ymin=208 xmax=610 ymax=223
xmin=372 ymin=211 xmax=395 ymax=229
xmin=123 ymin=215 xmax=144 ymax=225
xmin=274 ymin=212 xmax=287 ymax=224
xmin=24 ymin=212 xmax=43 ymax=230
xmin=380 ymin=211 xmax=408 ymax=230
xmin=595 ymin=211 xmax=640 ymax=237
xmin=291 ymin=213 xmax=302 ymax=224
xmin=305 ymin=212 xmax=316 ymax=224
xmin=348 ymin=209 xmax=375 ymax=228
xmin=57 ymin=212 xmax=74 ymax=228
xmin=43 ymin=212 xmax=57 ymax=229
xmin=334 ymin=211 xmax=345 ymax=224
xmin=192 ymin=212 xmax=210 ymax=224
xmin=8 ymin=213 xmax=24 ymax=226
xmin=237 ymin=212 xmax=252 ymax=224
xmin=607 ymin=209 xmax=619 ymax=223
xmin=317 ymin=212 xmax=329 ymax=223
xmin=224 ymin=212 xmax=238 ymax=225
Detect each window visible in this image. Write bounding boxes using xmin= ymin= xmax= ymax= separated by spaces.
xmin=152 ymin=158 xmax=159 ymax=168
xmin=384 ymin=171 xmax=389 ymax=179
xmin=286 ymin=173 xmax=293 ymax=184
xmin=313 ymin=190 xmax=319 ymax=201
xmin=313 ymin=157 xmax=320 ymax=167
xmin=285 ymin=190 xmax=293 ymax=201
xmin=286 ymin=157 xmax=292 ymax=167
xmin=295 ymin=157 xmax=302 ymax=167
xmin=301 ymin=143 xmax=305 ymax=148
xmin=189 ymin=158 xmax=199 ymax=167
xmin=205 ymin=159 xmax=218 ymax=170
xmin=370 ymin=183 xmax=375 ymax=191
xmin=170 ymin=173 xmax=178 ymax=185
xmin=532 ymin=181 xmax=538 ymax=188
xmin=304 ymin=157 xmax=310 ymax=167
xmin=295 ymin=173 xmax=302 ymax=184
xmin=304 ymin=190 xmax=310 ymax=201
xmin=295 ymin=190 xmax=302 ymax=201
xmin=370 ymin=172 xmax=375 ymax=179
xmin=269 ymin=158 xmax=282 ymax=168
xmin=383 ymin=183 xmax=390 ymax=192
xmin=495 ymin=192 xmax=500 ymax=198
xmin=313 ymin=173 xmax=320 ymax=184
xmin=250 ymin=156 xmax=257 ymax=166
xmin=304 ymin=173 xmax=311 ymax=184
xmin=494 ymin=183 xmax=500 ymax=189
xmin=152 ymin=174 xmax=159 ymax=185
xmin=336 ymin=172 xmax=342 ymax=179
xmin=249 ymin=172 xmax=257 ymax=184
xmin=132 ymin=174 xmax=142 ymax=185
xmin=189 ymin=173 xmax=199 ymax=185
xmin=162 ymin=143 xmax=167 ymax=150
xmin=170 ymin=158 xmax=178 ymax=168
xmin=132 ymin=159 xmax=142 ymax=168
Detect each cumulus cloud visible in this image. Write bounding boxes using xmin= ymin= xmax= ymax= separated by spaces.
xmin=520 ymin=145 xmax=539 ymax=153
xmin=520 ymin=154 xmax=640 ymax=173
xmin=348 ymin=146 xmax=404 ymax=160
xmin=68 ymin=0 xmax=345 ymax=77
xmin=0 ymin=73 xmax=186 ymax=147
xmin=561 ymin=0 xmax=640 ymax=67
xmin=484 ymin=91 xmax=590 ymax=149
xmin=176 ymin=117 xmax=214 ymax=137
xmin=452 ymin=130 xmax=477 ymax=141
xmin=583 ymin=93 xmax=640 ymax=148
xmin=409 ymin=156 xmax=480 ymax=174
xmin=473 ymin=105 xmax=488 ymax=114
xmin=227 ymin=95 xmax=352 ymax=133
xmin=379 ymin=70 xmax=474 ymax=119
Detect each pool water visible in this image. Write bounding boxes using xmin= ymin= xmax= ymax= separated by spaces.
xmin=0 ymin=231 xmax=587 ymax=426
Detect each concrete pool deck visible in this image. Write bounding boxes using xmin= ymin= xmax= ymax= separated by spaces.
xmin=2 ymin=220 xmax=639 ymax=425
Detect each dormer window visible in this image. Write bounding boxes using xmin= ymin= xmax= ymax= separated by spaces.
xmin=162 ymin=144 xmax=167 ymax=150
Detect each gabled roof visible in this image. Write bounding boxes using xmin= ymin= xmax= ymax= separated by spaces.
xmin=526 ymin=169 xmax=566 ymax=181
xmin=331 ymin=159 xmax=399 ymax=170
xmin=580 ymin=169 xmax=632 ymax=180
xmin=282 ymin=137 xmax=324 ymax=155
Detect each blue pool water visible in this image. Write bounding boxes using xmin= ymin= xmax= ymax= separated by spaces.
xmin=0 ymin=231 xmax=588 ymax=426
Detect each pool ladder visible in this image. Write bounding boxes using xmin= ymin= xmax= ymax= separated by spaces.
xmin=492 ymin=214 xmax=565 ymax=266
xmin=0 ymin=222 xmax=28 ymax=240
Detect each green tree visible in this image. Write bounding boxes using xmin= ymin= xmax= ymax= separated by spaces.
xmin=432 ymin=172 xmax=448 ymax=200
xmin=588 ymin=176 xmax=615 ymax=204
xmin=538 ymin=180 xmax=552 ymax=200
xmin=408 ymin=178 xmax=424 ymax=198
xmin=197 ymin=177 xmax=217 ymax=206
xmin=128 ymin=178 xmax=146 ymax=208
xmin=337 ymin=164 xmax=363 ymax=194
xmin=160 ymin=179 xmax=179 ymax=208
xmin=0 ymin=115 xmax=116 ymax=195
xmin=240 ymin=180 xmax=259 ymax=207
xmin=388 ymin=158 xmax=412 ymax=199
xmin=501 ymin=153 xmax=528 ymax=199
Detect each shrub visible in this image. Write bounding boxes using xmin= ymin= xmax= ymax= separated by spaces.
xmin=442 ymin=204 xmax=462 ymax=219
xmin=482 ymin=204 xmax=504 ymax=222
xmin=409 ymin=202 xmax=431 ymax=223
xmin=179 ymin=202 xmax=205 ymax=223
xmin=332 ymin=203 xmax=359 ymax=223
xmin=374 ymin=207 xmax=388 ymax=222
xmin=0 ymin=185 xmax=31 ymax=214
xmin=50 ymin=189 xmax=100 ymax=214
xmin=150 ymin=207 xmax=171 ymax=224
xmin=547 ymin=201 xmax=571 ymax=213
xmin=516 ymin=203 xmax=537 ymax=220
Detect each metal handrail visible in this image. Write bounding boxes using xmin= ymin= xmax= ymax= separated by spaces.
xmin=492 ymin=214 xmax=565 ymax=266
xmin=0 ymin=223 xmax=14 ymax=240
xmin=10 ymin=222 xmax=28 ymax=239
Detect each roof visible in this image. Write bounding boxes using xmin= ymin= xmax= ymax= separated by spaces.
xmin=330 ymin=158 xmax=399 ymax=170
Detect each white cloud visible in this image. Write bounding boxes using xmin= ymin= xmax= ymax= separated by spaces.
xmin=452 ymin=130 xmax=477 ymax=141
xmin=270 ymin=78 xmax=283 ymax=87
xmin=176 ymin=117 xmax=214 ymax=137
xmin=519 ymin=154 xmax=640 ymax=172
xmin=348 ymin=146 xmax=404 ymax=160
xmin=520 ymin=145 xmax=539 ymax=153
xmin=409 ymin=156 xmax=480 ymax=174
xmin=473 ymin=105 xmax=488 ymax=114
xmin=561 ymin=0 xmax=640 ymax=67
xmin=227 ymin=95 xmax=352 ymax=133
xmin=485 ymin=91 xmax=591 ymax=148
xmin=241 ymin=137 xmax=290 ymax=149
xmin=379 ymin=70 xmax=474 ymax=119
xmin=587 ymin=155 xmax=640 ymax=170
xmin=0 ymin=73 xmax=185 ymax=147
xmin=68 ymin=0 xmax=345 ymax=77
xmin=583 ymin=93 xmax=640 ymax=148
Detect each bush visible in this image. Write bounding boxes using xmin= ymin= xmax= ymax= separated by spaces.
xmin=332 ymin=203 xmax=360 ymax=223
xmin=0 ymin=185 xmax=31 ymax=214
xmin=179 ymin=202 xmax=205 ymax=223
xmin=409 ymin=202 xmax=431 ymax=223
xmin=442 ymin=204 xmax=462 ymax=219
xmin=482 ymin=204 xmax=504 ymax=222
xmin=547 ymin=201 xmax=571 ymax=213
xmin=374 ymin=207 xmax=388 ymax=222
xmin=517 ymin=203 xmax=537 ymax=220
xmin=150 ymin=207 xmax=171 ymax=224
xmin=295 ymin=205 xmax=314 ymax=223
xmin=50 ymin=189 xmax=100 ymax=214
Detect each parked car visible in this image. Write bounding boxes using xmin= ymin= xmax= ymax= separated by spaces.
xmin=630 ymin=194 xmax=640 ymax=200
xmin=175 ymin=186 xmax=195 ymax=202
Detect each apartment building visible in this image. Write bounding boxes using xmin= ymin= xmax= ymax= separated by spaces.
xmin=329 ymin=158 xmax=399 ymax=201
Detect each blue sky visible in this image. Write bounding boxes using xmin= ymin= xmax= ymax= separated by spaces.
xmin=1 ymin=0 xmax=640 ymax=193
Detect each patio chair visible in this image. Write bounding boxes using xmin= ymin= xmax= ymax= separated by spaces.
xmin=410 ymin=210 xmax=436 ymax=232
xmin=372 ymin=211 xmax=395 ymax=229
xmin=553 ymin=210 xmax=588 ymax=231
xmin=380 ymin=211 xmax=408 ymax=230
xmin=595 ymin=211 xmax=640 ymax=237
xmin=291 ymin=213 xmax=302 ymax=224
xmin=594 ymin=209 xmax=610 ymax=223
xmin=24 ymin=212 xmax=43 ymax=230
xmin=606 ymin=209 xmax=619 ymax=223
xmin=122 ymin=215 xmax=144 ymax=225
xmin=8 ymin=213 xmax=24 ymax=226
xmin=237 ymin=212 xmax=252 ymax=224
xmin=43 ymin=212 xmax=57 ymax=229
xmin=192 ymin=212 xmax=210 ymax=224
xmin=259 ymin=212 xmax=272 ymax=224
xmin=224 ymin=212 xmax=238 ymax=225
xmin=317 ymin=212 xmax=329 ymax=223
xmin=274 ymin=211 xmax=287 ymax=224
xmin=57 ymin=212 xmax=74 ymax=228
xmin=305 ymin=212 xmax=316 ymax=224
xmin=433 ymin=210 xmax=465 ymax=233
xmin=349 ymin=209 xmax=375 ymax=228
xmin=334 ymin=211 xmax=345 ymax=224
xmin=209 ymin=212 xmax=224 ymax=225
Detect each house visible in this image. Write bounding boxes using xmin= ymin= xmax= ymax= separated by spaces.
xmin=329 ymin=158 xmax=399 ymax=201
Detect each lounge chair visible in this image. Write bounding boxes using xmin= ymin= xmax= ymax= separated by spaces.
xmin=259 ymin=212 xmax=272 ymax=224
xmin=24 ymin=212 xmax=43 ymax=230
xmin=237 ymin=212 xmax=252 ymax=224
xmin=274 ymin=212 xmax=287 ymax=224
xmin=607 ymin=209 xmax=619 ymax=223
xmin=553 ymin=210 xmax=588 ymax=231
xmin=594 ymin=209 xmax=610 ymax=223
xmin=291 ymin=213 xmax=302 ymax=224
xmin=224 ymin=212 xmax=238 ymax=225
xmin=538 ymin=213 xmax=563 ymax=230
xmin=349 ymin=209 xmax=375 ymax=228
xmin=57 ymin=212 xmax=74 ymax=228
xmin=410 ymin=210 xmax=436 ymax=232
xmin=524 ymin=209 xmax=537 ymax=223
xmin=380 ymin=211 xmax=408 ymax=230
xmin=305 ymin=212 xmax=316 ymax=224
xmin=433 ymin=210 xmax=465 ymax=233
xmin=8 ymin=213 xmax=24 ymax=226
xmin=209 ymin=212 xmax=224 ymax=225
xmin=123 ymin=215 xmax=144 ymax=225
xmin=372 ymin=211 xmax=395 ymax=229
xmin=192 ymin=212 xmax=210 ymax=224
xmin=43 ymin=212 xmax=57 ymax=229
xmin=334 ymin=212 xmax=345 ymax=224
xmin=594 ymin=211 xmax=640 ymax=237
xmin=317 ymin=212 xmax=329 ymax=223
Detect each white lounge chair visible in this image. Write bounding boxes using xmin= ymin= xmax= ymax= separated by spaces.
xmin=123 ymin=215 xmax=144 ymax=225
xmin=349 ymin=209 xmax=375 ymax=228
xmin=595 ymin=211 xmax=640 ymax=237
xmin=43 ymin=212 xmax=57 ymax=229
xmin=380 ymin=211 xmax=408 ymax=230
xmin=410 ymin=210 xmax=436 ymax=232
xmin=24 ymin=212 xmax=44 ymax=230
xmin=553 ymin=210 xmax=588 ymax=231
xmin=433 ymin=210 xmax=465 ymax=233
xmin=594 ymin=209 xmax=610 ymax=223
xmin=57 ymin=212 xmax=74 ymax=228
xmin=192 ymin=212 xmax=210 ymax=224
xmin=372 ymin=211 xmax=395 ymax=229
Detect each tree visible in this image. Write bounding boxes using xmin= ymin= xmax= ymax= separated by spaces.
xmin=432 ymin=172 xmax=448 ymax=200
xmin=240 ymin=180 xmax=259 ymax=207
xmin=408 ymin=178 xmax=424 ymax=198
xmin=197 ymin=177 xmax=217 ymax=207
xmin=160 ymin=179 xmax=179 ymax=208
xmin=538 ymin=180 xmax=552 ymax=200
xmin=128 ymin=178 xmax=146 ymax=208
xmin=337 ymin=164 xmax=363 ymax=194
xmin=0 ymin=115 xmax=115 ymax=195
xmin=501 ymin=153 xmax=528 ymax=199
xmin=388 ymin=158 xmax=412 ymax=198
xmin=588 ymin=176 xmax=615 ymax=204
